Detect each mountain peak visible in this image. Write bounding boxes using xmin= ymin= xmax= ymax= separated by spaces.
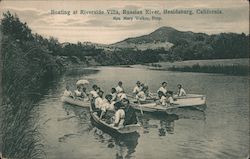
xmin=150 ymin=26 xmax=178 ymax=36
xmin=155 ymin=26 xmax=177 ymax=32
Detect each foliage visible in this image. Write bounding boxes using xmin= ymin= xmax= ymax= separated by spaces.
xmin=1 ymin=11 xmax=64 ymax=159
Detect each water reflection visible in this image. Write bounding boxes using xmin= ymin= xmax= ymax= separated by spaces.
xmin=114 ymin=133 xmax=139 ymax=159
xmin=92 ymin=127 xmax=139 ymax=159
xmin=138 ymin=107 xmax=206 ymax=137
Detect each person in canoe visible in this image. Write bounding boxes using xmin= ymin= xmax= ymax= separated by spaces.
xmin=133 ymin=81 xmax=142 ymax=95
xmin=90 ymin=84 xmax=99 ymax=100
xmin=177 ymin=84 xmax=186 ymax=96
xmin=103 ymin=94 xmax=116 ymax=111
xmin=121 ymin=98 xmax=137 ymax=125
xmin=110 ymin=87 xmax=117 ymax=101
xmin=112 ymin=101 xmax=125 ymax=127
xmin=117 ymin=90 xmax=128 ymax=100
xmin=94 ymin=90 xmax=107 ymax=119
xmin=166 ymin=91 xmax=174 ymax=106
xmin=101 ymin=94 xmax=117 ymax=123
xmin=157 ymin=82 xmax=168 ymax=95
xmin=143 ymin=85 xmax=154 ymax=99
xmin=135 ymin=86 xmax=147 ymax=102
xmin=74 ymin=86 xmax=83 ymax=98
xmin=63 ymin=85 xmax=74 ymax=98
xmin=157 ymin=91 xmax=167 ymax=106
xmin=81 ymin=87 xmax=89 ymax=100
xmin=116 ymin=81 xmax=124 ymax=94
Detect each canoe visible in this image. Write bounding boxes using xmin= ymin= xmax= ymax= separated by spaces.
xmin=89 ymin=103 xmax=141 ymax=134
xmin=61 ymin=96 xmax=90 ymax=108
xmin=130 ymin=94 xmax=206 ymax=113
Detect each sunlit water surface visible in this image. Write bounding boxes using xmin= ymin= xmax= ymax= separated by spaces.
xmin=36 ymin=66 xmax=249 ymax=159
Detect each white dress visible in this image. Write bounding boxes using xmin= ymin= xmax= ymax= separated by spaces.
xmin=90 ymin=90 xmax=98 ymax=98
xmin=157 ymin=87 xmax=167 ymax=94
xmin=160 ymin=96 xmax=167 ymax=106
xmin=133 ymin=86 xmax=141 ymax=94
xmin=114 ymin=109 xmax=125 ymax=127
xmin=178 ymin=88 xmax=186 ymax=96
xmin=136 ymin=91 xmax=146 ymax=101
xmin=116 ymin=86 xmax=124 ymax=94
xmin=63 ymin=90 xmax=72 ymax=97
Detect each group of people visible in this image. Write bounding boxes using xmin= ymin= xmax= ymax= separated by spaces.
xmin=89 ymin=83 xmax=137 ymax=127
xmin=63 ymin=80 xmax=187 ymax=127
xmin=132 ymin=81 xmax=187 ymax=106
xmin=63 ymin=85 xmax=89 ymax=100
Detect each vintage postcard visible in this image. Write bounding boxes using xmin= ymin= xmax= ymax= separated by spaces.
xmin=0 ymin=0 xmax=249 ymax=159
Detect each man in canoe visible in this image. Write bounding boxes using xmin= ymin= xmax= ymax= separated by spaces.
xmin=157 ymin=82 xmax=168 ymax=95
xmin=116 ymin=81 xmax=124 ymax=94
xmin=121 ymin=98 xmax=137 ymax=126
xmin=177 ymin=84 xmax=187 ymax=96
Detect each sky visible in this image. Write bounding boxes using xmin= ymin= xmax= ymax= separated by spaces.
xmin=0 ymin=0 xmax=249 ymax=44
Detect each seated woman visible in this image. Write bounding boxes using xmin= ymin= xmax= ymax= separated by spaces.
xmin=90 ymin=85 xmax=99 ymax=102
xmin=81 ymin=87 xmax=89 ymax=101
xmin=166 ymin=91 xmax=174 ymax=106
xmin=121 ymin=98 xmax=137 ymax=126
xmin=94 ymin=90 xmax=106 ymax=118
xmin=74 ymin=86 xmax=83 ymax=98
xmin=63 ymin=85 xmax=73 ymax=98
xmin=135 ymin=87 xmax=147 ymax=102
xmin=102 ymin=94 xmax=115 ymax=111
xmin=112 ymin=102 xmax=125 ymax=127
xmin=177 ymin=84 xmax=186 ymax=96
xmin=102 ymin=94 xmax=116 ymax=123
xmin=157 ymin=91 xmax=167 ymax=106
xmin=110 ymin=88 xmax=117 ymax=101
xmin=117 ymin=90 xmax=127 ymax=100
xmin=143 ymin=85 xmax=154 ymax=99
xmin=157 ymin=82 xmax=168 ymax=96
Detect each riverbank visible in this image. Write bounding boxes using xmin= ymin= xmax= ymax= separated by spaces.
xmin=132 ymin=58 xmax=249 ymax=76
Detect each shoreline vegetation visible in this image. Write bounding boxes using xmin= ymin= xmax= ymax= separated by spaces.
xmin=136 ymin=58 xmax=249 ymax=76
xmin=0 ymin=11 xmax=249 ymax=158
xmin=168 ymin=64 xmax=249 ymax=76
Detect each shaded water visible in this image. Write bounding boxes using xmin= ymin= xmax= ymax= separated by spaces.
xmin=35 ymin=66 xmax=249 ymax=159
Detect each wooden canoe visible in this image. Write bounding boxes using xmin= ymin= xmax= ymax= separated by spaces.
xmin=130 ymin=94 xmax=206 ymax=113
xmin=61 ymin=96 xmax=90 ymax=108
xmin=89 ymin=103 xmax=141 ymax=134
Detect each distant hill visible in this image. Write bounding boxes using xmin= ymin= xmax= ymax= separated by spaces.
xmin=109 ymin=26 xmax=209 ymax=51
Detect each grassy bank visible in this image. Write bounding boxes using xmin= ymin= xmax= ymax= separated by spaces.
xmin=134 ymin=58 xmax=249 ymax=76
xmin=168 ymin=64 xmax=249 ymax=76
xmin=1 ymin=12 xmax=65 ymax=158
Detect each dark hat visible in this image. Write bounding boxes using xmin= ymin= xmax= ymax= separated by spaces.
xmin=136 ymin=81 xmax=141 ymax=84
xmin=114 ymin=101 xmax=122 ymax=109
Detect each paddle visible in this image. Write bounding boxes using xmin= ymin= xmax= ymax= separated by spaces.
xmin=137 ymin=99 xmax=144 ymax=115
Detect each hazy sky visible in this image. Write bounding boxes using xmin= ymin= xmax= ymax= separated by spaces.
xmin=0 ymin=0 xmax=249 ymax=44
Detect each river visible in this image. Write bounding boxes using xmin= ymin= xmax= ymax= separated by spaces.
xmin=35 ymin=66 xmax=249 ymax=159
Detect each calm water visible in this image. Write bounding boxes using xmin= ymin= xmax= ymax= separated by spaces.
xmin=36 ymin=66 xmax=249 ymax=159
